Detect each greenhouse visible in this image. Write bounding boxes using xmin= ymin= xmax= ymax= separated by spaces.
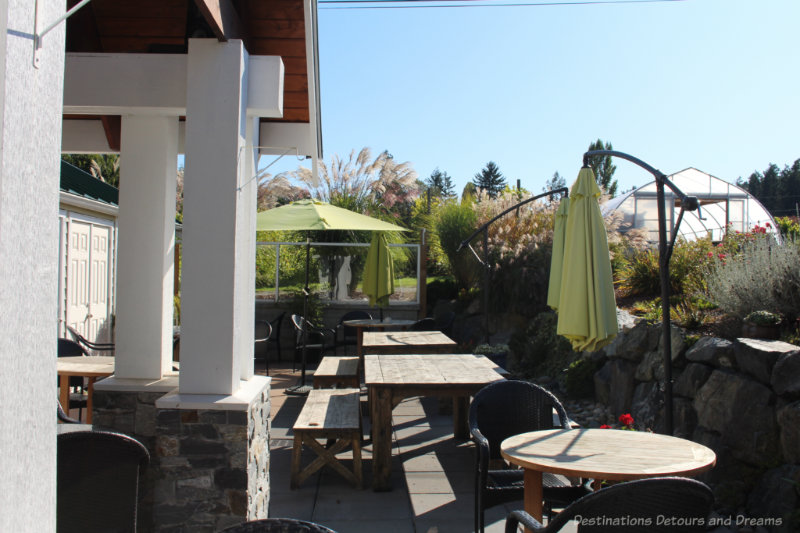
xmin=601 ymin=167 xmax=779 ymax=242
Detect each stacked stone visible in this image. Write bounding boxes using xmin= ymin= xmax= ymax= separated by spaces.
xmin=588 ymin=313 xmax=800 ymax=533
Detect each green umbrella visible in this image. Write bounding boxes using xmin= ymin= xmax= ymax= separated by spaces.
xmin=362 ymin=232 xmax=394 ymax=319
xmin=555 ymin=167 xmax=618 ymax=352
xmin=256 ymin=199 xmax=406 ymax=392
xmin=546 ymin=198 xmax=569 ymax=312
xmin=256 ymin=199 xmax=406 ymax=232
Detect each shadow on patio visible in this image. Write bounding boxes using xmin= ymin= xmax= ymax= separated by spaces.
xmin=263 ymin=362 xmax=520 ymax=533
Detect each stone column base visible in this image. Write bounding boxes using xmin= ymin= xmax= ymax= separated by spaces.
xmin=93 ymin=376 xmax=271 ymax=532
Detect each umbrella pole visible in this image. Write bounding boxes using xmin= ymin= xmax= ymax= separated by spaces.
xmin=287 ymin=237 xmax=313 ymax=395
xmin=582 ymin=150 xmax=702 ymax=436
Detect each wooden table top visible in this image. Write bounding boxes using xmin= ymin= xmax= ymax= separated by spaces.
xmin=364 ymin=353 xmax=505 ymax=387
xmin=57 ymin=356 xmax=115 ymax=377
xmin=501 ymin=428 xmax=716 ymax=481
xmin=342 ymin=318 xmax=416 ymax=328
xmin=362 ymin=330 xmax=457 ymax=350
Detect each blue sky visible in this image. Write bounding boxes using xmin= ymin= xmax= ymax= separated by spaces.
xmin=264 ymin=0 xmax=799 ymax=196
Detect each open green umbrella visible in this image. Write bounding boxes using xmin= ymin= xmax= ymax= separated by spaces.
xmin=555 ymin=167 xmax=618 ymax=352
xmin=547 ymin=198 xmax=569 ymax=312
xmin=362 ymin=232 xmax=394 ymax=320
xmin=256 ymin=199 xmax=406 ymax=392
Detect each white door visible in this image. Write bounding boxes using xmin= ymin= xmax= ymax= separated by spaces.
xmin=65 ymin=218 xmax=114 ymax=347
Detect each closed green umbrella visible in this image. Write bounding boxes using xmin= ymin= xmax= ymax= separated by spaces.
xmin=362 ymin=232 xmax=394 ymax=319
xmin=256 ymin=199 xmax=406 ymax=392
xmin=547 ymin=198 xmax=569 ymax=312
xmin=555 ymin=167 xmax=618 ymax=352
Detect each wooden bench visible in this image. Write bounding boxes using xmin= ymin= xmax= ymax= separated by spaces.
xmin=313 ymin=356 xmax=360 ymax=389
xmin=291 ymin=388 xmax=363 ymax=489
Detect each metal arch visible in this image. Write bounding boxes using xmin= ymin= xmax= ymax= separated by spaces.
xmin=456 ymin=187 xmax=569 ymax=345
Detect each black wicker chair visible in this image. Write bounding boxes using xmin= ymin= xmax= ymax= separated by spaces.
xmin=57 ymin=430 xmax=150 ymax=533
xmin=268 ymin=312 xmax=286 ymax=361
xmin=335 ymin=310 xmax=371 ymax=355
xmin=291 ymin=314 xmax=335 ymax=370
xmin=254 ymin=320 xmax=273 ymax=374
xmin=221 ymin=518 xmax=338 ymax=532
xmin=435 ymin=311 xmax=456 ymax=336
xmin=470 ymin=380 xmax=592 ymax=533
xmin=504 ymin=477 xmax=714 ymax=532
xmin=66 ymin=324 xmax=115 ymax=354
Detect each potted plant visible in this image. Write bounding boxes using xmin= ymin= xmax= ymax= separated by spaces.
xmin=742 ymin=310 xmax=782 ymax=340
xmin=474 ymin=343 xmax=509 ymax=369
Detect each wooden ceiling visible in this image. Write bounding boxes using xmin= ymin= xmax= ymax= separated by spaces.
xmin=65 ymin=0 xmax=311 ymax=148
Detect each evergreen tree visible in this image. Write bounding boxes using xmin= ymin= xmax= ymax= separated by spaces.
xmin=543 ymin=171 xmax=567 ymax=204
xmin=586 ymin=139 xmax=618 ymax=197
xmin=472 ymin=161 xmax=506 ymax=199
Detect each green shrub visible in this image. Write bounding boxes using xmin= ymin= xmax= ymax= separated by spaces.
xmin=615 ymin=238 xmax=714 ymax=298
xmin=434 ymin=201 xmax=480 ymax=289
xmin=776 ymin=216 xmax=800 ymax=239
xmin=565 ymin=358 xmax=601 ymax=399
xmin=509 ymin=311 xmax=574 ymax=379
xmin=706 ymin=235 xmax=800 ymax=322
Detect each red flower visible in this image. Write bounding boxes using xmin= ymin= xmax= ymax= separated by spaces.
xmin=718 ymin=253 xmax=727 ymax=260
xmin=707 ymin=252 xmax=713 ymax=258
xmin=619 ymin=413 xmax=634 ymax=427
xmin=600 ymin=424 xmax=612 ymax=429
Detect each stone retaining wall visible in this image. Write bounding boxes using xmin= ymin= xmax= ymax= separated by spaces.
xmin=591 ymin=316 xmax=800 ymax=532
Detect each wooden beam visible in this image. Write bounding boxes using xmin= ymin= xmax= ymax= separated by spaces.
xmin=194 ymin=0 xmax=246 ymax=42
xmin=100 ymin=115 xmax=121 ymax=152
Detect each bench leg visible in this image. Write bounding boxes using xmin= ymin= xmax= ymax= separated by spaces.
xmin=291 ymin=432 xmax=363 ymax=489
xmin=291 ymin=434 xmax=303 ymax=489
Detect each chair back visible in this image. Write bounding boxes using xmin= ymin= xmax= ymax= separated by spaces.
xmin=269 ymin=312 xmax=286 ymax=340
xmin=338 ymin=310 xmax=371 ymax=339
xmin=469 ymin=380 xmax=570 ymax=460
xmin=57 ymin=430 xmax=150 ymax=533
xmin=435 ymin=311 xmax=456 ymax=335
xmin=255 ymin=320 xmax=272 ymax=343
xmin=549 ymin=477 xmax=714 ymax=532
xmin=58 ymin=338 xmax=88 ymax=357
xmin=410 ymin=317 xmax=438 ymax=331
xmin=221 ymin=518 xmax=338 ymax=532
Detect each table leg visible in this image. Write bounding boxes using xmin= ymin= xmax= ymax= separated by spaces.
xmin=371 ymin=387 xmax=393 ymax=491
xmin=453 ymin=396 xmax=468 ymax=439
xmin=357 ymin=329 xmax=364 ymax=382
xmin=85 ymin=377 xmax=96 ymax=424
xmin=523 ymin=468 xmax=544 ymax=528
xmin=59 ymin=374 xmax=70 ymax=419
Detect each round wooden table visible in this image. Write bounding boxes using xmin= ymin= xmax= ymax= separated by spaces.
xmin=501 ymin=428 xmax=716 ymax=523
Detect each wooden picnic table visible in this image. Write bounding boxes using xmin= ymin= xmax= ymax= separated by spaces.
xmin=57 ymin=356 xmax=114 ymax=424
xmin=362 ymin=330 xmax=457 ymax=355
xmin=365 ymin=353 xmax=505 ymax=491
xmin=501 ymin=428 xmax=717 ymax=524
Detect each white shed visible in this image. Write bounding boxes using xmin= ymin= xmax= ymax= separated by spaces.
xmin=602 ymin=167 xmax=778 ymax=242
xmin=58 ymin=161 xmax=118 ymax=346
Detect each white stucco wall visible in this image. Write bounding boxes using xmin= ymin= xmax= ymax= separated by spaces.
xmin=0 ymin=1 xmax=65 ymax=531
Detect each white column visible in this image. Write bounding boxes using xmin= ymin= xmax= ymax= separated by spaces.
xmin=180 ymin=39 xmax=254 ymax=394
xmin=114 ymin=116 xmax=178 ymax=379
xmin=0 ymin=2 xmax=64 ymax=531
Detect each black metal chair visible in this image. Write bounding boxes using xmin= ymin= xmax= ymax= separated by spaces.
xmin=57 ymin=400 xmax=81 ymax=424
xmin=254 ymin=320 xmax=272 ymax=375
xmin=335 ymin=310 xmax=372 ymax=355
xmin=57 ymin=338 xmax=89 ymax=420
xmin=268 ymin=311 xmax=286 ymax=362
xmin=435 ymin=310 xmax=456 ymax=336
xmin=66 ymin=324 xmax=115 ymax=354
xmin=290 ymin=314 xmax=335 ymax=370
xmin=470 ymin=380 xmax=592 ymax=533
xmin=220 ymin=518 xmax=338 ymax=533
xmin=57 ymin=430 xmax=150 ymax=533
xmin=504 ymin=477 xmax=714 ymax=532
xmin=410 ymin=317 xmax=437 ymax=331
